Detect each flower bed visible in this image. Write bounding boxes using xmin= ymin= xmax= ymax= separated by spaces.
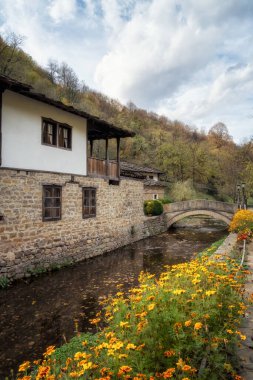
xmin=17 ymin=244 xmax=247 ymax=380
xmin=229 ymin=210 xmax=253 ymax=241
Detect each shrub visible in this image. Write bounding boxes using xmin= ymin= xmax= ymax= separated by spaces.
xmin=160 ymin=197 xmax=172 ymax=204
xmin=144 ymin=200 xmax=163 ymax=216
xmin=170 ymin=180 xmax=197 ymax=201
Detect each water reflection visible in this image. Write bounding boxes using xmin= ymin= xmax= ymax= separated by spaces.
xmin=0 ymin=223 xmax=226 ymax=378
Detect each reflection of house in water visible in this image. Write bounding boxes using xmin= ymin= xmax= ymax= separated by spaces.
xmin=119 ymin=161 xmax=169 ymax=200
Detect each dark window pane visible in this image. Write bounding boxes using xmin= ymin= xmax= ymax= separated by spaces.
xmin=59 ymin=126 xmax=71 ymax=149
xmin=45 ymin=198 xmax=53 ymax=207
xmin=42 ymin=121 xmax=57 ymax=146
xmin=82 ymin=188 xmax=96 ymax=218
xmin=43 ymin=185 xmax=61 ymax=221
xmin=54 ymin=187 xmax=61 ymax=198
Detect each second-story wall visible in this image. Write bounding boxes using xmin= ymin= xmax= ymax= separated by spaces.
xmin=2 ymin=91 xmax=87 ymax=175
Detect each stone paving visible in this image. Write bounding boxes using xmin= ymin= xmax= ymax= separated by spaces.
xmin=237 ymin=240 xmax=253 ymax=380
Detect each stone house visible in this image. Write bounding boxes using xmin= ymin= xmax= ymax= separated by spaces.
xmin=0 ymin=75 xmax=166 ymax=280
xmin=119 ymin=161 xmax=168 ymax=201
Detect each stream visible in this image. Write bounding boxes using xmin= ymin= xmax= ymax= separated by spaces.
xmin=0 ymin=218 xmax=227 ymax=378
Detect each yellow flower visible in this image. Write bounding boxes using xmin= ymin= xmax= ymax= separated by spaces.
xmin=148 ymin=303 xmax=155 ymax=311
xmin=172 ymin=289 xmax=186 ymax=295
xmin=120 ymin=321 xmax=130 ymax=328
xmin=126 ymin=343 xmax=136 ymax=350
xmin=184 ymin=320 xmax=192 ymax=327
xmin=205 ymin=290 xmax=216 ymax=296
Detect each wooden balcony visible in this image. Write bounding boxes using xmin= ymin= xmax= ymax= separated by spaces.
xmin=88 ymin=157 xmax=119 ymax=180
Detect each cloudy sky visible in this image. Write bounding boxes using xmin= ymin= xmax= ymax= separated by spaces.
xmin=0 ymin=0 xmax=253 ymax=142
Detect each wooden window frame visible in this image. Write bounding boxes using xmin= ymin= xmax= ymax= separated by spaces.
xmin=41 ymin=118 xmax=72 ymax=150
xmin=42 ymin=185 xmax=62 ymax=221
xmin=82 ymin=187 xmax=96 ymax=219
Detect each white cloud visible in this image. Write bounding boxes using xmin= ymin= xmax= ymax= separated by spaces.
xmin=47 ymin=0 xmax=77 ymax=23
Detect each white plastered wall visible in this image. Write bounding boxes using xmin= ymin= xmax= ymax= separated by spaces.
xmin=2 ymin=91 xmax=87 ymax=175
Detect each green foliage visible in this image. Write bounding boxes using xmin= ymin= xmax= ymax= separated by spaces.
xmin=0 ymin=275 xmax=10 ymax=289
xmin=160 ymin=197 xmax=172 ymax=204
xmin=144 ymin=200 xmax=163 ymax=216
xmin=170 ymin=180 xmax=197 ymax=201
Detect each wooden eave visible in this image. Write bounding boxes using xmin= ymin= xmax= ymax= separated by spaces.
xmin=0 ymin=74 xmax=135 ymax=140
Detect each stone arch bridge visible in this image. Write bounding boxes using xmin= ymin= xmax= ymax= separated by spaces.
xmin=163 ymin=200 xmax=237 ymax=228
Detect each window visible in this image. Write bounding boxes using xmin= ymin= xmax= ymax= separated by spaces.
xmin=43 ymin=185 xmax=62 ymax=221
xmin=59 ymin=125 xmax=72 ymax=149
xmin=42 ymin=120 xmax=57 ymax=146
xmin=82 ymin=188 xmax=96 ymax=218
xmin=153 ymin=194 xmax=158 ymax=200
xmin=42 ymin=118 xmax=72 ymax=150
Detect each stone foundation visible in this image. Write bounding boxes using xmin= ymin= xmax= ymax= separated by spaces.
xmin=0 ymin=168 xmax=167 ymax=280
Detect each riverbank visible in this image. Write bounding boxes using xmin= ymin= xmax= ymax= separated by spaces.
xmin=16 ymin=236 xmax=246 ymax=380
xmin=1 ymin=226 xmax=225 ymax=379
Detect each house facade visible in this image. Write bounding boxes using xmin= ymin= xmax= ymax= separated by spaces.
xmin=119 ymin=161 xmax=168 ymax=200
xmin=0 ymin=76 xmax=167 ymax=280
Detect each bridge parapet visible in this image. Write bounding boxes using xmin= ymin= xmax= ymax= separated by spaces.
xmin=164 ymin=200 xmax=237 ymax=214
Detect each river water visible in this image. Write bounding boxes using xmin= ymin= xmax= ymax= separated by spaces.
xmin=0 ymin=219 xmax=226 ymax=378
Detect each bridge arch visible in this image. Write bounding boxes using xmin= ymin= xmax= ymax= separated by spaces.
xmin=166 ymin=210 xmax=231 ymax=228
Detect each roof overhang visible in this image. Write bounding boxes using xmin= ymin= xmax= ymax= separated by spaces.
xmin=0 ymin=75 xmax=135 ymax=140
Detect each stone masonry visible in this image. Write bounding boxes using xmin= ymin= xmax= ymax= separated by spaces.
xmin=0 ymin=168 xmax=167 ymax=280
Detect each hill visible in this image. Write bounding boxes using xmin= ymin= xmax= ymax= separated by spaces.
xmin=1 ymin=32 xmax=253 ymax=201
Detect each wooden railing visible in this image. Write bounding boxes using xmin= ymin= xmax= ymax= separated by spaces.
xmin=88 ymin=157 xmax=119 ymax=179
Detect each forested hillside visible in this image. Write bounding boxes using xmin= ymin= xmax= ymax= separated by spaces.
xmin=1 ymin=33 xmax=253 ymax=201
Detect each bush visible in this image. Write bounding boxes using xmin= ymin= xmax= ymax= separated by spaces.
xmin=170 ymin=180 xmax=197 ymax=201
xmin=144 ymin=200 xmax=163 ymax=216
xmin=160 ymin=197 xmax=172 ymax=204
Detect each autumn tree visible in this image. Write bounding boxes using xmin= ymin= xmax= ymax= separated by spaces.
xmin=0 ymin=32 xmax=24 ymax=76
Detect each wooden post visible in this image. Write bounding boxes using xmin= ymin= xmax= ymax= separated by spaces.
xmin=106 ymin=138 xmax=109 ymax=177
xmin=90 ymin=139 xmax=93 ymax=157
xmin=116 ymin=137 xmax=120 ymax=179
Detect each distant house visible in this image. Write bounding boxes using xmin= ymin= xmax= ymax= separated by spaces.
xmin=119 ymin=161 xmax=168 ymax=200
xmin=0 ymin=75 xmax=167 ymax=280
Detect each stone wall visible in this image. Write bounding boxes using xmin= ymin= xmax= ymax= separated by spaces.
xmin=0 ymin=168 xmax=167 ymax=280
xmin=144 ymin=185 xmax=165 ymax=201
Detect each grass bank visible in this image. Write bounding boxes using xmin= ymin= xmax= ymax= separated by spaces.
xmin=17 ymin=239 xmax=247 ymax=380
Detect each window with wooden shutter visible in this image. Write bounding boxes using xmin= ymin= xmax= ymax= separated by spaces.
xmin=82 ymin=188 xmax=96 ymax=218
xmin=43 ymin=185 xmax=62 ymax=221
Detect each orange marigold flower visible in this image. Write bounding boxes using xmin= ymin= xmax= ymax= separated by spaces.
xmin=182 ymin=365 xmax=191 ymax=371
xmin=43 ymin=345 xmax=56 ymax=357
xmin=90 ymin=317 xmax=101 ymax=325
xmin=118 ymin=366 xmax=132 ymax=376
xmin=17 ymin=377 xmax=31 ymax=380
xmin=164 ymin=350 xmax=175 ymax=357
xmin=194 ymin=322 xmax=203 ymax=331
xmin=161 ymin=368 xmax=175 ymax=378
xmin=184 ymin=320 xmax=192 ymax=327
xmin=36 ymin=365 xmax=50 ymax=379
xmin=18 ymin=361 xmax=30 ymax=372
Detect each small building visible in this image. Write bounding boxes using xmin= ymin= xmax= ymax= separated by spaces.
xmin=0 ymin=75 xmax=167 ymax=280
xmin=119 ymin=161 xmax=168 ymax=200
